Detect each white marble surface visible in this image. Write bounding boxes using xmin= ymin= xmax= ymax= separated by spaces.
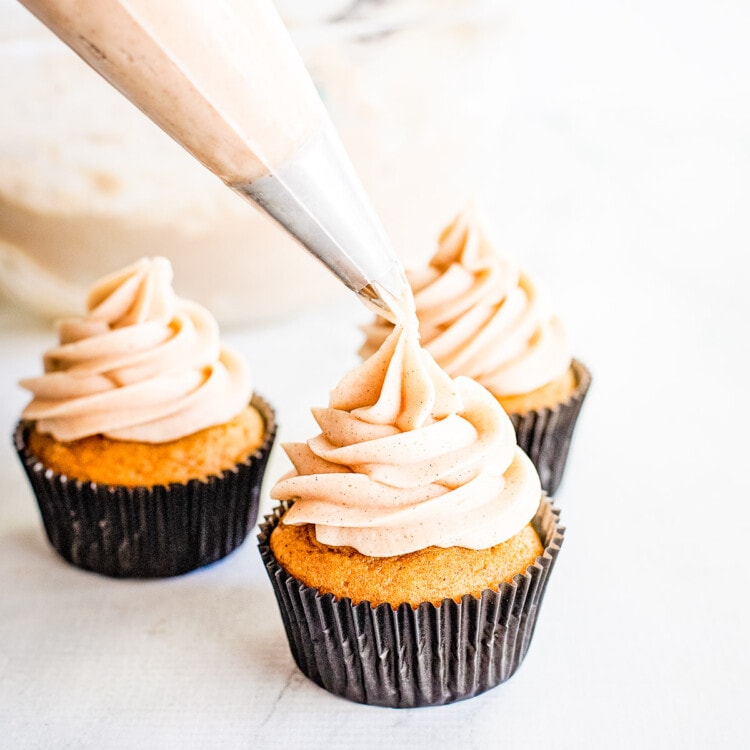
xmin=1 ymin=0 xmax=749 ymax=747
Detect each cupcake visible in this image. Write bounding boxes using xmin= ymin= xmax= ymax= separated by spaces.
xmin=14 ymin=257 xmax=276 ymax=578
xmin=361 ymin=206 xmax=590 ymax=494
xmin=259 ymin=323 xmax=563 ymax=708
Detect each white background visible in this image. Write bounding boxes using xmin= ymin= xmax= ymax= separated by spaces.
xmin=1 ymin=0 xmax=749 ymax=747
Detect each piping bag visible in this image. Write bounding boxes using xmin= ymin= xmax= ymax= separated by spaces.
xmin=17 ymin=0 xmax=411 ymax=320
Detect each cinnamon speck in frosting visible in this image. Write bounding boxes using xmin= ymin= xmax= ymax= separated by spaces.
xmin=271 ymin=324 xmax=541 ymax=557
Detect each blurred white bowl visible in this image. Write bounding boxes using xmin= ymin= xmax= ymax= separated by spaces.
xmin=0 ymin=0 xmax=516 ymax=323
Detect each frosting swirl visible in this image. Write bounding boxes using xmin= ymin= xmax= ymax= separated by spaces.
xmin=20 ymin=257 xmax=251 ymax=443
xmin=271 ymin=323 xmax=541 ymax=557
xmin=361 ymin=207 xmax=571 ymax=396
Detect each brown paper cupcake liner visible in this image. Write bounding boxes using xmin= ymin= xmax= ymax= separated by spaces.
xmin=509 ymin=359 xmax=591 ymax=496
xmin=14 ymin=393 xmax=276 ymax=578
xmin=258 ymin=496 xmax=563 ymax=708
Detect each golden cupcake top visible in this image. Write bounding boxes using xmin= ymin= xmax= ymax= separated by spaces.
xmin=361 ymin=205 xmax=572 ymax=397
xmin=271 ymin=321 xmax=541 ymax=557
xmin=20 ymin=256 xmax=252 ymax=443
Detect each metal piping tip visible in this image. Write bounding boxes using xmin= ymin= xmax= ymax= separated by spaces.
xmin=356 ymin=262 xmax=415 ymax=325
xmin=234 ymin=126 xmax=414 ymax=323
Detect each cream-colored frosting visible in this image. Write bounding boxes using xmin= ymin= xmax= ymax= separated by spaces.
xmin=271 ymin=323 xmax=541 ymax=557
xmin=2 ymin=2 xmax=513 ymax=324
xmin=362 ymin=207 xmax=572 ymax=397
xmin=20 ymin=257 xmax=252 ymax=443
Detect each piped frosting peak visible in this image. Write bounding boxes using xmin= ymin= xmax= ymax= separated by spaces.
xmin=271 ymin=323 xmax=541 ymax=557
xmin=21 ymin=257 xmax=251 ymax=443
xmin=362 ymin=206 xmax=572 ymax=396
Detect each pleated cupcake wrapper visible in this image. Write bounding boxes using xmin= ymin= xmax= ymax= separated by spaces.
xmin=258 ymin=497 xmax=563 ymax=708
xmin=14 ymin=394 xmax=276 ymax=579
xmin=509 ymin=359 xmax=591 ymax=496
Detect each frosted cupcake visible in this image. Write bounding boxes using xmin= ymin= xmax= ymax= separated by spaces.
xmin=361 ymin=206 xmax=590 ymax=494
xmin=259 ymin=322 xmax=563 ymax=707
xmin=14 ymin=257 xmax=276 ymax=577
